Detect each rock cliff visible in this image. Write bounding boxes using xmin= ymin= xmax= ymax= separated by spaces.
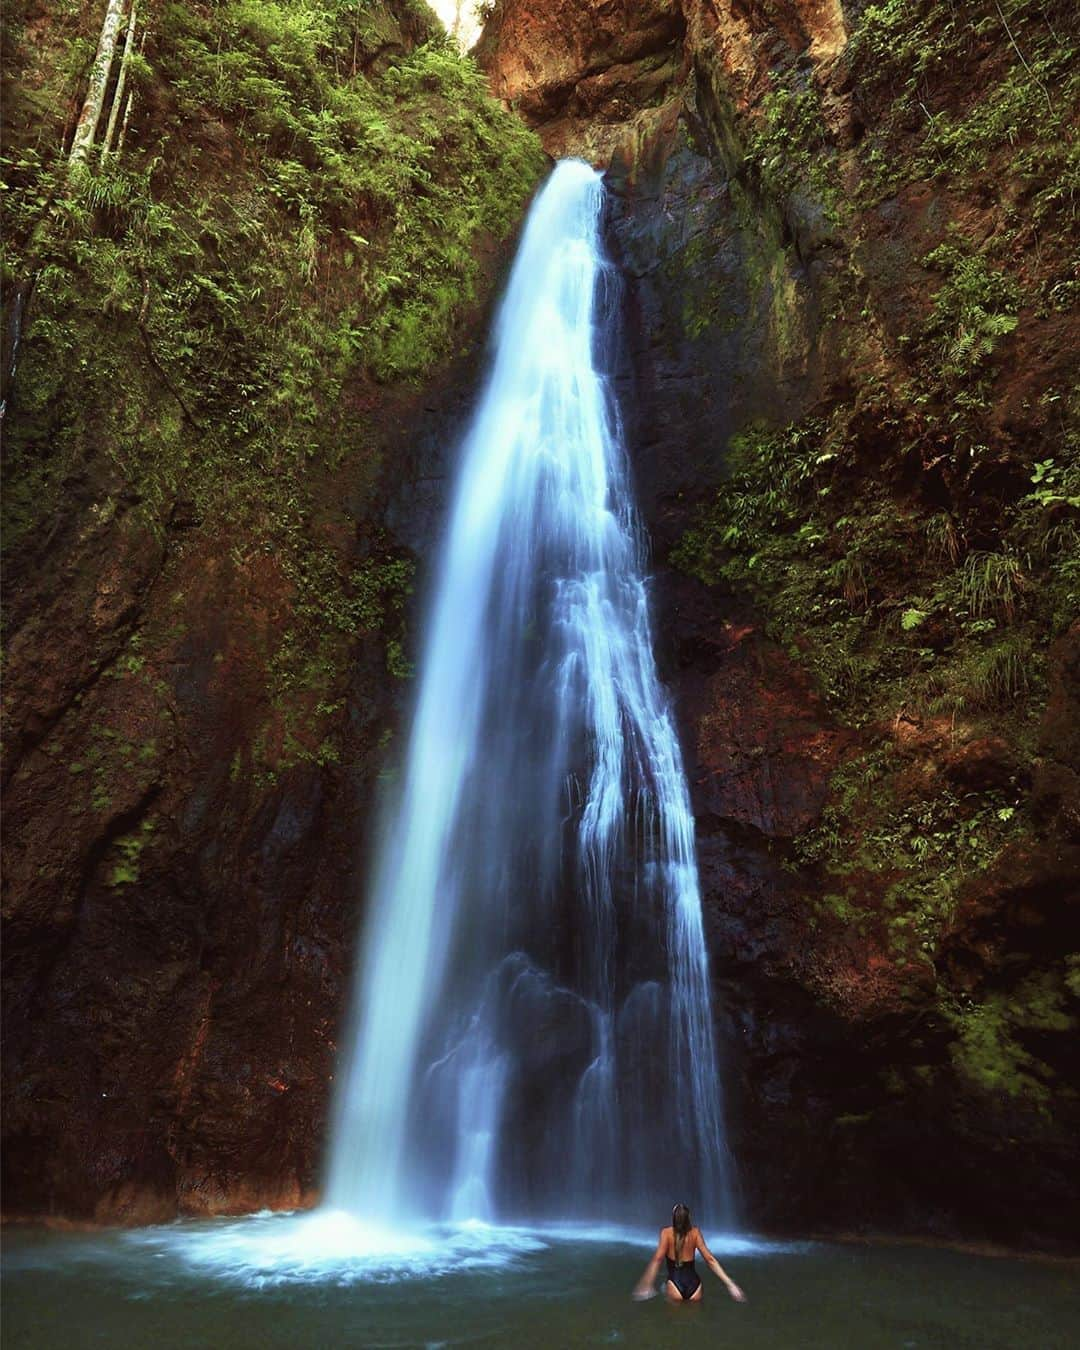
xmin=479 ymin=0 xmax=1080 ymax=1244
xmin=1 ymin=0 xmax=544 ymax=1221
xmin=3 ymin=0 xmax=1078 ymax=1248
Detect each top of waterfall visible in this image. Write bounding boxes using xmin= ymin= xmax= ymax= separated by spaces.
xmin=489 ymin=157 xmax=607 ymax=358
xmin=552 ymin=157 xmax=603 ymax=182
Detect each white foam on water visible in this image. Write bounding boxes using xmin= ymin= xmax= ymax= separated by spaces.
xmin=526 ymin=1220 xmax=811 ymax=1258
xmin=120 ymin=1211 xmax=549 ymax=1288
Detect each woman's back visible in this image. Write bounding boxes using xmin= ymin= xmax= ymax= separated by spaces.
xmin=662 ymin=1225 xmax=699 ymax=1266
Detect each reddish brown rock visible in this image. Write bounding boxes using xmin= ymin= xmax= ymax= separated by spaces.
xmin=477 ymin=0 xmax=682 ymax=122
xmin=0 ymin=291 xmax=506 ymax=1226
xmin=682 ymin=617 xmax=850 ymax=838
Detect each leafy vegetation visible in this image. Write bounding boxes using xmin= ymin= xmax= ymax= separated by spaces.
xmin=3 ymin=3 xmax=544 ymax=517
xmin=741 ymin=78 xmax=840 ymax=221
xmin=2 ymin=0 xmax=544 ymax=782
xmin=914 ymin=241 xmax=1020 ymax=406
xmin=947 ymin=970 xmax=1078 ymax=1108
xmin=794 ymin=744 xmax=1024 ymax=962
xmin=672 ymin=382 xmax=1075 ymax=963
xmin=674 ymin=0 xmax=1079 ymax=973
xmin=847 ymin=0 xmax=1078 ymax=218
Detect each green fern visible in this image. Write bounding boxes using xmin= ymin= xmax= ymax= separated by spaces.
xmin=964 ymin=638 xmax=1033 ymax=707
xmin=922 ymin=241 xmax=1021 ymax=392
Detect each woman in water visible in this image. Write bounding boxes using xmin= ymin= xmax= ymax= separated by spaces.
xmin=632 ymin=1204 xmax=746 ymax=1304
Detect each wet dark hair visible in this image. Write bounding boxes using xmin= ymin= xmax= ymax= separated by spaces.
xmin=672 ymin=1203 xmax=692 ymax=1260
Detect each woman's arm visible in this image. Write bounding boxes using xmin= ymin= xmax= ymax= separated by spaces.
xmin=632 ymin=1228 xmax=668 ymax=1300
xmin=695 ymin=1230 xmax=746 ymax=1302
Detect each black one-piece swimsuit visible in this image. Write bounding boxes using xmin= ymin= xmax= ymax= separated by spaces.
xmin=666 ymin=1254 xmax=702 ymax=1300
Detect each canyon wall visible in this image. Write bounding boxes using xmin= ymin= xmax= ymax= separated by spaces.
xmin=1 ymin=0 xmax=545 ymax=1222
xmin=3 ymin=0 xmax=1078 ymax=1248
xmin=479 ymin=0 xmax=1080 ymax=1244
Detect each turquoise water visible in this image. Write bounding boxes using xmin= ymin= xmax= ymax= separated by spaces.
xmin=3 ymin=1214 xmax=1078 ymax=1348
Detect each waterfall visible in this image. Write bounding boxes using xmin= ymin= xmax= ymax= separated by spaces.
xmin=326 ymin=159 xmax=733 ymax=1227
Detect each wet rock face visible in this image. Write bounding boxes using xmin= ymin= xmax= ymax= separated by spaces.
xmin=2 ymin=496 xmax=366 ymax=1220
xmin=657 ymin=575 xmax=849 ymax=839
xmin=0 ymin=323 xmax=492 ymax=1225
xmin=605 ymin=146 xmax=828 ymax=532
xmin=481 ymin=0 xmax=1080 ymax=1245
xmin=2 ymin=0 xmax=544 ymax=1222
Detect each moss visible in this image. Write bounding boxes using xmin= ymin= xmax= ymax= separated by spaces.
xmin=794 ymin=754 xmax=1024 ymax=961
xmin=385 ymin=637 xmax=413 ymax=680
xmin=672 ymin=372 xmax=1074 ymax=957
xmin=656 ymin=225 xmax=739 ymax=344
xmin=741 ymin=79 xmax=842 ymax=223
xmin=2 ymin=1 xmax=544 ymax=541
xmin=108 ymin=818 xmax=156 ymax=887
xmin=256 ymin=544 xmax=415 ymax=777
xmin=2 ymin=0 xmax=544 ymax=805
xmin=834 ymin=1112 xmax=874 ymax=1129
xmin=671 ymin=385 xmax=1072 ymax=725
xmin=819 ymin=892 xmax=860 ymax=924
xmin=947 ymin=970 xmax=1077 ymax=1108
xmin=71 ymin=723 xmax=160 ymax=816
xmin=909 ymin=239 xmax=1021 ymax=409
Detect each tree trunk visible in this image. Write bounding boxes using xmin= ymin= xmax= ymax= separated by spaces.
xmin=101 ymin=0 xmax=138 ymax=161
xmin=116 ymin=29 xmax=147 ymax=156
xmin=68 ymin=0 xmax=128 ymax=167
xmin=0 ymin=273 xmax=36 ymax=421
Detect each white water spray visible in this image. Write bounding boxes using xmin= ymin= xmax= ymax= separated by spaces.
xmin=326 ymin=159 xmax=733 ymax=1226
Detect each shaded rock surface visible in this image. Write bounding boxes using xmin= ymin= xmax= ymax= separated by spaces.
xmin=3 ymin=0 xmax=1078 ymax=1250
xmin=480 ymin=0 xmax=1080 ymax=1245
xmin=1 ymin=0 xmax=542 ymax=1220
xmin=1 ymin=339 xmax=500 ymax=1221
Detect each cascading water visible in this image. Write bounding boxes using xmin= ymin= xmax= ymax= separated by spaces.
xmin=326 ymin=159 xmax=733 ymax=1227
